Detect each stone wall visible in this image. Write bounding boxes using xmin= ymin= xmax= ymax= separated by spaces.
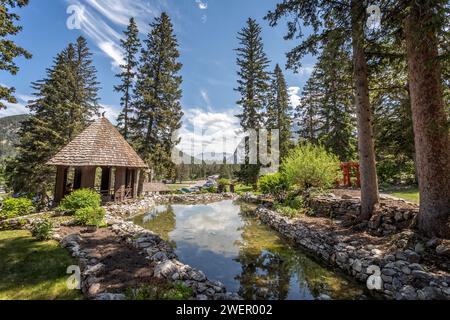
xmin=308 ymin=194 xmax=419 ymax=236
xmin=253 ymin=207 xmax=450 ymax=300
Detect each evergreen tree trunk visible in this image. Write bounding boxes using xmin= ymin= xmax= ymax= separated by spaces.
xmin=351 ymin=0 xmax=379 ymax=221
xmin=405 ymin=2 xmax=450 ymax=238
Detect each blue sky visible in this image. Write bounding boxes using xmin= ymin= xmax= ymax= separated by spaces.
xmin=0 ymin=0 xmax=316 ymax=154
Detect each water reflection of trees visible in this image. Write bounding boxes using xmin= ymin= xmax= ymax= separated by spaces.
xmin=133 ymin=206 xmax=177 ymax=248
xmin=235 ymin=204 xmax=363 ymax=300
xmin=234 ymin=214 xmax=292 ymax=300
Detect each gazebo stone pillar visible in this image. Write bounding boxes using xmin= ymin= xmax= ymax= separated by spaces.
xmin=80 ymin=167 xmax=96 ymax=189
xmin=114 ymin=167 xmax=126 ymax=202
xmin=54 ymin=166 xmax=68 ymax=203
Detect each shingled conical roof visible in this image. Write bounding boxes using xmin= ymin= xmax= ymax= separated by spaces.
xmin=47 ymin=117 xmax=147 ymax=168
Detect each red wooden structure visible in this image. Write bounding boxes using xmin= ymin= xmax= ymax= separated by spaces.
xmin=339 ymin=162 xmax=361 ymax=188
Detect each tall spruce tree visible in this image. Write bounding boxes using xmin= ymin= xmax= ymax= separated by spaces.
xmin=370 ymin=49 xmax=416 ymax=185
xmin=132 ymin=13 xmax=183 ymax=179
xmin=6 ymin=37 xmax=99 ymax=201
xmin=0 ymin=0 xmax=31 ymax=109
xmin=266 ymin=0 xmax=380 ymax=220
xmin=115 ymin=17 xmax=140 ymax=140
xmin=296 ymin=76 xmax=321 ymax=144
xmin=267 ymin=64 xmax=292 ymax=163
xmin=297 ymin=41 xmax=357 ymax=161
xmin=235 ymin=18 xmax=271 ymax=188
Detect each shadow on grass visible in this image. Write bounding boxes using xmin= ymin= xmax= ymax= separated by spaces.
xmin=0 ymin=230 xmax=83 ymax=300
xmin=385 ymin=186 xmax=420 ymax=203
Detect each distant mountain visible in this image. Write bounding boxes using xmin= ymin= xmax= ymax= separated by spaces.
xmin=0 ymin=114 xmax=29 ymax=160
xmin=195 ymin=152 xmax=235 ymax=164
xmin=172 ymin=149 xmax=237 ymax=165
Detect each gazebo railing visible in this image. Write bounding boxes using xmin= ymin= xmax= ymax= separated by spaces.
xmin=113 ymin=187 xmax=133 ymax=202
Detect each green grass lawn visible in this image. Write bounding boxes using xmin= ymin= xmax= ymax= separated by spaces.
xmin=166 ymin=183 xmax=193 ymax=191
xmin=386 ymin=186 xmax=420 ymax=203
xmin=0 ymin=230 xmax=83 ymax=300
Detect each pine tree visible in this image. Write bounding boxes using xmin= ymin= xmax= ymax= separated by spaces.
xmin=6 ymin=37 xmax=99 ymax=201
xmin=296 ymin=76 xmax=321 ymax=144
xmin=317 ymin=42 xmax=356 ymax=161
xmin=235 ymin=18 xmax=271 ymax=188
xmin=0 ymin=0 xmax=32 ymax=109
xmin=296 ymin=39 xmax=356 ymax=162
xmin=370 ymin=48 xmax=416 ymax=185
xmin=266 ymin=0 xmax=379 ymax=220
xmin=132 ymin=13 xmax=183 ymax=179
xmin=267 ymin=64 xmax=292 ymax=162
xmin=236 ymin=18 xmax=270 ymax=130
xmin=115 ymin=18 xmax=140 ymax=140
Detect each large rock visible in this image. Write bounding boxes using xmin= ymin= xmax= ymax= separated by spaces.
xmin=436 ymin=242 xmax=450 ymax=257
xmin=399 ymin=285 xmax=418 ymax=300
xmin=83 ymin=263 xmax=105 ymax=276
xmin=94 ymin=293 xmax=126 ymax=300
xmin=154 ymin=260 xmax=178 ymax=279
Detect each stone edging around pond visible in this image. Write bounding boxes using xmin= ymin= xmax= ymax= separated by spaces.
xmin=57 ymin=193 xmax=241 ymax=301
xmin=252 ymin=206 xmax=450 ymax=300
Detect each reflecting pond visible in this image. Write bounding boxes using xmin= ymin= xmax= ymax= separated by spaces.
xmin=132 ymin=200 xmax=365 ymax=300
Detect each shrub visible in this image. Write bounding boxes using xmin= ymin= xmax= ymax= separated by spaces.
xmin=273 ymin=204 xmax=299 ymax=219
xmin=126 ymin=283 xmax=193 ymax=300
xmin=217 ymin=178 xmax=230 ymax=193
xmin=282 ymin=144 xmax=340 ymax=190
xmin=0 ymin=197 xmax=35 ymax=220
xmin=59 ymin=189 xmax=101 ymax=214
xmin=286 ymin=195 xmax=305 ymax=210
xmin=31 ymin=219 xmax=54 ymax=241
xmin=201 ymin=186 xmax=217 ymax=194
xmin=74 ymin=207 xmax=106 ymax=227
xmin=258 ymin=172 xmax=289 ymax=200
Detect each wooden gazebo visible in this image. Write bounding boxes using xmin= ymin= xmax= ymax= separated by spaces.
xmin=47 ymin=117 xmax=148 ymax=203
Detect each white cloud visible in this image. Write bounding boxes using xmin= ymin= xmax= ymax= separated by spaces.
xmin=177 ymin=107 xmax=243 ymax=157
xmin=288 ymin=86 xmax=301 ymax=108
xmin=195 ymin=0 xmax=208 ymax=10
xmin=66 ymin=0 xmax=165 ymax=69
xmin=0 ymin=92 xmax=31 ymax=118
xmin=298 ymin=66 xmax=314 ymax=77
xmin=99 ymin=104 xmax=120 ymax=124
xmin=200 ymin=89 xmax=212 ymax=110
xmin=195 ymin=1 xmax=208 ymax=23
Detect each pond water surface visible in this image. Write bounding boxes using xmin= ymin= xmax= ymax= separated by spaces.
xmin=132 ymin=200 xmax=365 ymax=300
